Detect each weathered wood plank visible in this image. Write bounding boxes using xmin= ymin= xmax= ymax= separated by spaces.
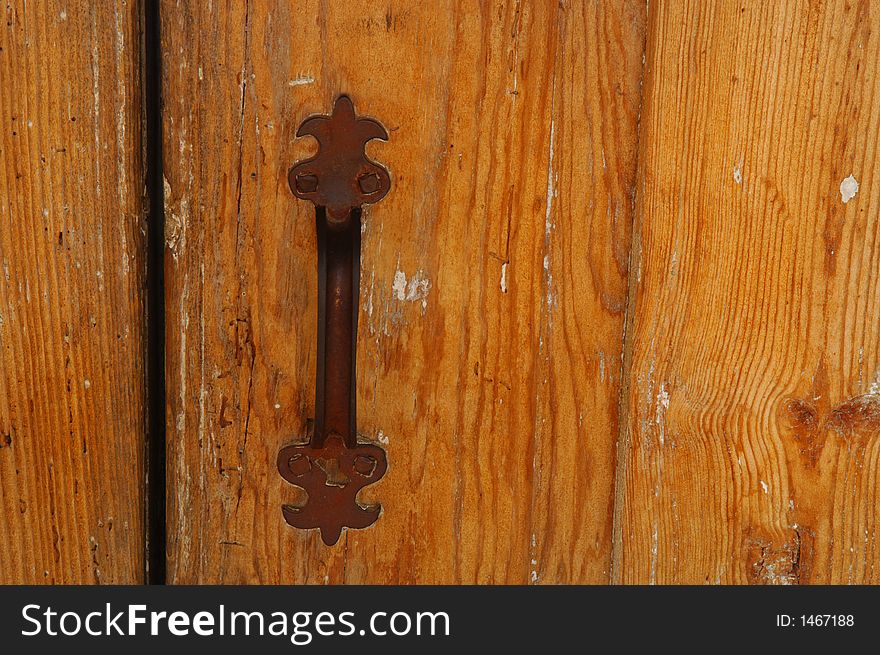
xmin=0 ymin=1 xmax=147 ymax=583
xmin=162 ymin=0 xmax=645 ymax=583
xmin=614 ymin=0 xmax=880 ymax=584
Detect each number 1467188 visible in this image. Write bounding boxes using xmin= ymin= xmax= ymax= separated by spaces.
xmin=776 ymin=615 xmax=854 ymax=628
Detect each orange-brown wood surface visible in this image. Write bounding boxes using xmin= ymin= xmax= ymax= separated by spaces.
xmin=614 ymin=0 xmax=880 ymax=583
xmin=161 ymin=0 xmax=646 ymax=583
xmin=5 ymin=0 xmax=879 ymax=586
xmin=0 ymin=1 xmax=147 ymax=583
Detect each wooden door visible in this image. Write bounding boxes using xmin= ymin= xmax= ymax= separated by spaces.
xmin=160 ymin=0 xmax=645 ymax=584
xmin=160 ymin=0 xmax=880 ymax=584
xmin=3 ymin=0 xmax=880 ymax=585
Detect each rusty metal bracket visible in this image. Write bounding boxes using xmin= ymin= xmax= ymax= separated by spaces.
xmin=278 ymin=95 xmax=390 ymax=546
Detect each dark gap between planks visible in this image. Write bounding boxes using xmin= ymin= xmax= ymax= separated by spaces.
xmin=144 ymin=0 xmax=166 ymax=585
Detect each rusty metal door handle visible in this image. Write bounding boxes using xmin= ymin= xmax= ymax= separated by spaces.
xmin=277 ymin=96 xmax=390 ymax=545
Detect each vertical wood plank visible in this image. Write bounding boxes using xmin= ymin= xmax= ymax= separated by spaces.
xmin=0 ymin=1 xmax=147 ymax=583
xmin=162 ymin=0 xmax=645 ymax=583
xmin=615 ymin=0 xmax=880 ymax=583
xmin=528 ymin=0 xmax=646 ymax=583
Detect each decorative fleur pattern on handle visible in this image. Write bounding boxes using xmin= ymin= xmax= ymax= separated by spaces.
xmin=288 ymin=95 xmax=390 ymax=224
xmin=279 ymin=95 xmax=390 ymax=545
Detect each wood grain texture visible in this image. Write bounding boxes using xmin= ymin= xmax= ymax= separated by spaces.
xmin=0 ymin=1 xmax=146 ymax=583
xmin=162 ymin=0 xmax=645 ymax=583
xmin=614 ymin=0 xmax=880 ymax=583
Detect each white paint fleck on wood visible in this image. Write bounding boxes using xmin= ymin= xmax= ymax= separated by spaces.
xmin=392 ymin=270 xmax=407 ymax=301
xmin=392 ymin=268 xmax=431 ymax=309
xmin=840 ymin=174 xmax=859 ymax=203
